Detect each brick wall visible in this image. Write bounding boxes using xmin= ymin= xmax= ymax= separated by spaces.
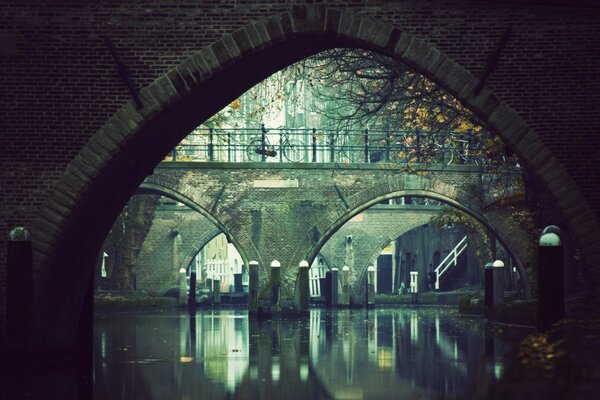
xmin=133 ymin=206 xmax=221 ymax=294
xmin=2 ymin=0 xmax=600 ymax=347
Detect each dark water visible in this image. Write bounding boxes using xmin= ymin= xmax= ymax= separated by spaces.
xmin=94 ymin=308 xmax=530 ymax=399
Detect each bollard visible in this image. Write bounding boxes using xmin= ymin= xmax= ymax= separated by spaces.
xmin=188 ymin=268 xmax=196 ymax=310
xmin=249 ymin=261 xmax=259 ymax=313
xmin=538 ymin=226 xmax=564 ymax=331
xmin=323 ymin=271 xmax=332 ymax=307
xmin=179 ymin=268 xmax=187 ymax=306
xmin=7 ymin=227 xmax=32 ymax=348
xmin=492 ymin=260 xmax=505 ymax=306
xmin=233 ymin=273 xmax=243 ymax=293
xmin=484 ymin=260 xmax=505 ymax=317
xmin=484 ymin=263 xmax=494 ymax=317
xmin=330 ymin=267 xmax=339 ymax=307
xmin=213 ymin=278 xmax=221 ymax=304
xmin=341 ymin=266 xmax=350 ymax=306
xmin=298 ymin=260 xmax=309 ymax=313
xmin=271 ymin=260 xmax=281 ymax=310
xmin=367 ymin=265 xmax=376 ymax=306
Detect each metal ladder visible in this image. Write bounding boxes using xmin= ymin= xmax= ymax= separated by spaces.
xmin=434 ymin=236 xmax=468 ymax=290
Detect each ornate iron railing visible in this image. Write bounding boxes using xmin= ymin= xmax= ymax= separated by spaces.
xmin=165 ymin=125 xmax=508 ymax=167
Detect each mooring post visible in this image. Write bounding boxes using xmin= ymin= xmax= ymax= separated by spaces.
xmin=331 ymin=267 xmax=339 ymax=307
xmin=484 ymin=263 xmax=494 ymax=317
xmin=178 ymin=268 xmax=187 ymax=306
xmin=341 ymin=266 xmax=350 ymax=306
xmin=271 ymin=260 xmax=281 ymax=311
xmin=367 ymin=265 xmax=376 ymax=307
xmin=538 ymin=225 xmax=564 ymax=332
xmin=213 ymin=278 xmax=221 ymax=305
xmin=484 ymin=260 xmax=504 ymax=317
xmin=188 ymin=265 xmax=196 ymax=311
xmin=249 ymin=260 xmax=259 ymax=313
xmin=298 ymin=260 xmax=309 ymax=313
xmin=7 ymin=227 xmax=32 ymax=351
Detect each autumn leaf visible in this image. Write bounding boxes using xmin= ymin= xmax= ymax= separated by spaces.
xmin=230 ymin=99 xmax=241 ymax=110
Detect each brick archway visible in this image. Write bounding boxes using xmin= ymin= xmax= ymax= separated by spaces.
xmin=30 ymin=5 xmax=598 ymax=350
xmin=304 ymin=174 xmax=532 ymax=301
xmin=136 ymin=182 xmax=252 ymax=269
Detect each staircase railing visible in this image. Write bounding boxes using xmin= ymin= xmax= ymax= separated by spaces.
xmin=434 ymin=236 xmax=468 ymax=290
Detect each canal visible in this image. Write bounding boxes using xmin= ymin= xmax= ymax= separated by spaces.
xmin=94 ymin=307 xmax=531 ymax=399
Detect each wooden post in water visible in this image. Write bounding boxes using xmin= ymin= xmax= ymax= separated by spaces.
xmin=298 ymin=260 xmax=309 ymax=313
xmin=271 ymin=260 xmax=281 ymax=312
xmin=248 ymin=261 xmax=259 ymax=314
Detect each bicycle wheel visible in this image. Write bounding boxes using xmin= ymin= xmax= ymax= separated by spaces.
xmin=441 ymin=148 xmax=454 ymax=165
xmin=246 ymin=138 xmax=264 ymax=162
xmin=283 ymin=139 xmax=306 ymax=162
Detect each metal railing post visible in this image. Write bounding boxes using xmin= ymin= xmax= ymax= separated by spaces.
xmin=208 ymin=128 xmax=214 ymax=161
xmin=279 ymin=128 xmax=283 ymax=163
xmin=329 ymin=132 xmax=335 ymax=162
xmin=386 ymin=131 xmax=391 ymax=162
xmin=364 ymin=129 xmax=369 ymax=163
xmin=261 ymin=124 xmax=267 ymax=162
xmin=227 ymin=131 xmax=231 ymax=162
xmin=312 ymin=128 xmax=317 ymax=163
xmin=415 ymin=129 xmax=420 ymax=163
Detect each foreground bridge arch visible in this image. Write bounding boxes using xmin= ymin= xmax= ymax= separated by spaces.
xmin=30 ymin=5 xmax=598 ymax=350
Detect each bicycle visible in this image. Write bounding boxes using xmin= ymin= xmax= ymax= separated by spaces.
xmin=246 ymin=125 xmax=306 ymax=162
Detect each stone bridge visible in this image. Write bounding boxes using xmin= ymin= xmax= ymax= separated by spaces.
xmin=5 ymin=2 xmax=600 ymax=355
xmin=139 ymin=162 xmax=531 ymax=308
xmin=128 ymin=199 xmax=449 ymax=299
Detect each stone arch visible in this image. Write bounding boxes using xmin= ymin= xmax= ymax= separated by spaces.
xmin=316 ymin=206 xmax=439 ymax=298
xmin=30 ymin=5 xmax=598 ymax=349
xmin=303 ymin=174 xmax=531 ymax=300
xmin=136 ymin=182 xmax=251 ymax=269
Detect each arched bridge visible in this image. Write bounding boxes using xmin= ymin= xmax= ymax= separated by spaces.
xmin=140 ymin=161 xmax=531 ymax=308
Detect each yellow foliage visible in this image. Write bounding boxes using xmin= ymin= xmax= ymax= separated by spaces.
xmin=230 ymin=99 xmax=241 ymax=110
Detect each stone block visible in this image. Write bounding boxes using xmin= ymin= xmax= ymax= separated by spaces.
xmin=291 ymin=4 xmax=326 ymax=34
xmin=146 ymin=75 xmax=179 ymax=110
xmin=337 ymin=11 xmax=361 ymax=39
xmin=197 ymin=46 xmax=220 ymax=75
xmin=357 ymin=18 xmax=394 ymax=49
xmin=265 ymin=14 xmax=286 ymax=43
xmin=232 ymin=27 xmax=254 ymax=55
xmin=393 ymin=31 xmax=413 ymax=58
xmin=459 ymin=82 xmax=502 ymax=120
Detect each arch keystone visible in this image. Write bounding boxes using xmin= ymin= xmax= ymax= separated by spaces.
xmin=265 ymin=14 xmax=287 ymax=43
xmin=337 ymin=10 xmax=361 ymax=38
xmin=403 ymin=37 xmax=444 ymax=75
xmin=393 ymin=31 xmax=413 ymax=57
xmin=357 ymin=18 xmax=394 ymax=48
xmin=291 ymin=4 xmax=327 ymax=33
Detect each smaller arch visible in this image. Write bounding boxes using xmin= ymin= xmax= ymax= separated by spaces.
xmin=305 ymin=189 xmax=531 ymax=300
xmin=137 ymin=182 xmax=250 ymax=269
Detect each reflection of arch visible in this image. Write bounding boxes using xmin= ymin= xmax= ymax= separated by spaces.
xmin=136 ymin=183 xmax=250 ymax=269
xmin=30 ymin=5 xmax=598 ymax=348
xmin=304 ymin=185 xmax=531 ymax=300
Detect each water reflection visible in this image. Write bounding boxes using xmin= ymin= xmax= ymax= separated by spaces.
xmin=93 ymin=308 xmax=529 ymax=399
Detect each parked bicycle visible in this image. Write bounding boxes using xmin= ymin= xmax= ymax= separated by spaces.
xmin=246 ymin=125 xmax=306 ymax=162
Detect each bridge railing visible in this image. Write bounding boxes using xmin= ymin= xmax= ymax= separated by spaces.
xmin=164 ymin=125 xmax=513 ymax=167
